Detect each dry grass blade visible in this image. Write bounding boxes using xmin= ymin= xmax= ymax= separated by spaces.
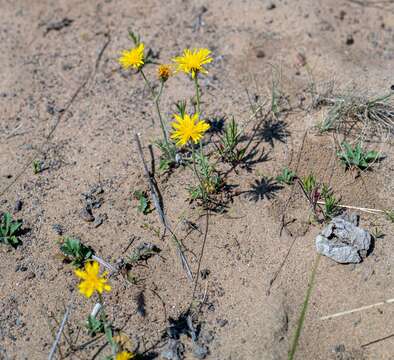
xmin=48 ymin=305 xmax=72 ymax=360
xmin=134 ymin=134 xmax=193 ymax=282
xmin=316 ymin=89 xmax=394 ymax=138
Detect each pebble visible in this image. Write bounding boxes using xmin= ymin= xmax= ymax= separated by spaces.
xmin=52 ymin=224 xmax=63 ymax=235
xmin=267 ymin=3 xmax=276 ymax=10
xmin=216 ymin=318 xmax=228 ymax=327
xmin=14 ymin=199 xmax=23 ymax=213
xmin=193 ymin=344 xmax=208 ymax=359
xmin=80 ymin=207 xmax=94 ymax=222
xmin=93 ymin=213 xmax=107 ymax=228
xmin=24 ymin=271 xmax=36 ymax=280
xmin=256 ymin=49 xmax=265 ymax=58
xmin=346 ymin=34 xmax=354 ymax=45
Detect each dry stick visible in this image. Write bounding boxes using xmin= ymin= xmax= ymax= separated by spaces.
xmin=320 ymin=298 xmax=394 ymax=321
xmin=362 ymin=333 xmax=394 ymax=348
xmin=134 ymin=134 xmax=193 ymax=281
xmin=48 ymin=305 xmax=72 ymax=360
xmin=316 ymin=201 xmax=384 ymax=215
xmin=0 ymin=33 xmax=111 ymax=198
xmin=192 ymin=209 xmax=210 ymax=299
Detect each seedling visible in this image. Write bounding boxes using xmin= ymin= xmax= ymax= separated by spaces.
xmin=189 ymin=152 xmax=222 ymax=202
xmin=337 ymin=142 xmax=382 ymax=170
xmin=276 ymin=167 xmax=296 ymax=185
xmin=33 ymin=160 xmax=42 ymax=174
xmin=217 ymin=117 xmax=246 ymax=164
xmin=385 ymin=209 xmax=394 ymax=223
xmin=301 ymin=174 xmax=317 ymax=196
xmin=321 ymin=185 xmax=340 ymax=220
xmin=86 ymin=315 xmax=105 ymax=337
xmin=133 ymin=190 xmax=153 ymax=215
xmin=0 ymin=212 xmax=22 ymax=248
xmin=60 ymin=237 xmax=94 ymax=268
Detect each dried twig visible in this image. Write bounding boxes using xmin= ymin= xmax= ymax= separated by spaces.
xmin=48 ymin=305 xmax=72 ymax=360
xmin=320 ymin=298 xmax=394 ymax=321
xmin=316 ymin=201 xmax=384 ymax=215
xmin=134 ymin=134 xmax=193 ymax=281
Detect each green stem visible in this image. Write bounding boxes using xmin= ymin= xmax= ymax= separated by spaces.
xmin=140 ymin=70 xmax=169 ymax=146
xmin=288 ymin=255 xmax=321 ymax=360
xmin=191 ymin=145 xmax=207 ymax=202
xmin=98 ymin=293 xmax=116 ymax=356
xmin=194 ymin=75 xmax=201 ymax=115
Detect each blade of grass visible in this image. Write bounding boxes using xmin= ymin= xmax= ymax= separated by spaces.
xmin=288 ymin=254 xmax=320 ymax=360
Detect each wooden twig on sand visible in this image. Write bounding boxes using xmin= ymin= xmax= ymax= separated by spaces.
xmin=48 ymin=305 xmax=72 ymax=360
xmin=320 ymin=298 xmax=394 ymax=320
xmin=316 ymin=201 xmax=384 ymax=215
xmin=134 ymin=134 xmax=193 ymax=282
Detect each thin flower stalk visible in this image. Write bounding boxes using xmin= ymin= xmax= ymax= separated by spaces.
xmin=140 ymin=69 xmax=169 ymax=145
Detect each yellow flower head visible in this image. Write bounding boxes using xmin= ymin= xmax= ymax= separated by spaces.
xmin=115 ymin=351 xmax=134 ymax=360
xmin=172 ymin=48 xmax=213 ymax=79
xmin=118 ymin=43 xmax=145 ymax=70
xmin=157 ymin=64 xmax=173 ymax=82
xmin=74 ymin=261 xmax=111 ymax=298
xmin=171 ymin=113 xmax=210 ymax=147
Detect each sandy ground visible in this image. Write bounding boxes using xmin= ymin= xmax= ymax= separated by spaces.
xmin=1 ymin=0 xmax=394 ymax=359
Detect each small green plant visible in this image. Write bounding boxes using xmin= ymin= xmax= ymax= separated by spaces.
xmin=86 ymin=314 xmax=105 ymax=337
xmin=217 ymin=117 xmax=246 ymax=164
xmin=60 ymin=237 xmax=94 ymax=268
xmin=337 ymin=142 xmax=382 ymax=170
xmin=133 ymin=190 xmax=153 ymax=215
xmin=189 ymin=151 xmax=222 ymax=202
xmin=33 ymin=159 xmax=42 ymax=174
xmin=371 ymin=227 xmax=384 ymax=240
xmin=385 ymin=209 xmax=394 ymax=223
xmin=321 ymin=185 xmax=340 ymax=220
xmin=276 ymin=167 xmax=296 ymax=185
xmin=301 ymin=174 xmax=317 ymax=195
xmin=0 ymin=212 xmax=22 ymax=248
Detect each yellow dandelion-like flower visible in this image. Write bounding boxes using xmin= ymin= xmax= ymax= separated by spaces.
xmin=157 ymin=64 xmax=173 ymax=82
xmin=172 ymin=48 xmax=213 ymax=79
xmin=171 ymin=113 xmax=210 ymax=147
xmin=74 ymin=261 xmax=111 ymax=298
xmin=118 ymin=43 xmax=145 ymax=70
xmin=115 ymin=351 xmax=134 ymax=360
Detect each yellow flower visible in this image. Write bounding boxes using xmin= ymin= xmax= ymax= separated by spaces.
xmin=172 ymin=48 xmax=213 ymax=79
xmin=157 ymin=64 xmax=173 ymax=82
xmin=116 ymin=351 xmax=134 ymax=360
xmin=74 ymin=261 xmax=111 ymax=298
xmin=171 ymin=113 xmax=210 ymax=147
xmin=118 ymin=43 xmax=145 ymax=70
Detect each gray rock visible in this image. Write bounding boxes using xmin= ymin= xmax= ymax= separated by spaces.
xmin=316 ymin=213 xmax=371 ymax=263
xmin=193 ymin=344 xmax=209 ymax=359
xmin=80 ymin=207 xmax=94 ymax=222
xmin=161 ymin=339 xmax=183 ymax=360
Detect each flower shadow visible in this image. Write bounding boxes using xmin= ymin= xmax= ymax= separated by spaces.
xmin=247 ymin=177 xmax=283 ymax=202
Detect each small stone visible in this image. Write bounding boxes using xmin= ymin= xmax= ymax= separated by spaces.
xmin=25 ymin=271 xmax=36 ymax=280
xmin=193 ymin=344 xmax=208 ymax=359
xmin=346 ymin=34 xmax=354 ymax=45
xmin=333 ymin=344 xmax=345 ymax=353
xmin=267 ymin=3 xmax=276 ymax=10
xmin=256 ymin=49 xmax=265 ymax=58
xmin=216 ymin=318 xmax=228 ymax=327
xmin=339 ymin=10 xmax=346 ymax=20
xmin=14 ymin=199 xmax=23 ymax=213
xmin=200 ymin=269 xmax=210 ymax=279
xmin=93 ymin=213 xmax=107 ymax=228
xmin=52 ymin=224 xmax=63 ymax=235
xmin=80 ymin=207 xmax=94 ymax=222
